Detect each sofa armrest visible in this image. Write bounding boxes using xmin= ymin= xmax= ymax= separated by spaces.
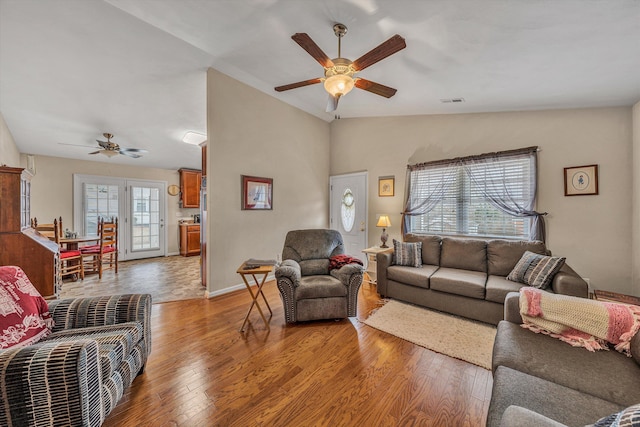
xmin=275 ymin=260 xmax=301 ymax=323
xmin=0 ymin=340 xmax=103 ymax=427
xmin=503 ymin=292 xmax=523 ymax=323
xmin=49 ymin=294 xmax=152 ymax=357
xmin=550 ymin=264 xmax=588 ymax=298
xmin=376 ymin=250 xmax=394 ymax=297
xmin=330 ymin=264 xmax=364 ymax=317
xmin=499 ymin=406 xmax=567 ymax=427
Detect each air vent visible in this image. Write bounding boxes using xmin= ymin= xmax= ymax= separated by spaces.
xmin=440 ymin=98 xmax=465 ymax=103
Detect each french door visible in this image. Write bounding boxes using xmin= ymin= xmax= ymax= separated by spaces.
xmin=73 ymin=175 xmax=166 ymax=261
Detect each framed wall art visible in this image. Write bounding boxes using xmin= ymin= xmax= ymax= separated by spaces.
xmin=241 ymin=175 xmax=273 ymax=210
xmin=564 ymin=164 xmax=598 ymax=196
xmin=378 ymin=176 xmax=395 ymax=197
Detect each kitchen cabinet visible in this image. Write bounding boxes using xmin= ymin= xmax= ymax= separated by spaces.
xmin=0 ymin=166 xmax=61 ymax=298
xmin=180 ymin=223 xmax=201 ymax=256
xmin=179 ymin=168 xmax=201 ymax=208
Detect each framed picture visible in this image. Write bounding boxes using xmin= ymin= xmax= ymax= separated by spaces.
xmin=564 ymin=164 xmax=598 ymax=196
xmin=241 ymin=175 xmax=273 ymax=210
xmin=378 ymin=176 xmax=395 ymax=197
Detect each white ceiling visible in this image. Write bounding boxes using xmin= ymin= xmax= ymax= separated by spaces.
xmin=1 ymin=0 xmax=639 ymax=170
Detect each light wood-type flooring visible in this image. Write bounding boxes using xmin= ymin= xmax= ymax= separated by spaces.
xmin=97 ymin=257 xmax=493 ymax=427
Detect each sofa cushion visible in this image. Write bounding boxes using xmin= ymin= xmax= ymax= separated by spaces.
xmin=296 ymin=275 xmax=346 ymax=299
xmin=299 ymin=259 xmax=331 ymax=276
xmin=43 ymin=321 xmax=143 ymax=380
xmin=0 ymin=266 xmax=54 ymax=349
xmin=492 ymin=321 xmax=640 ymax=406
xmin=592 ymin=403 xmax=640 ymax=427
xmin=430 ymin=267 xmax=486 ymax=299
xmin=487 ymin=366 xmax=623 ymax=427
xmin=507 ymin=251 xmax=565 ymax=289
xmin=393 ymin=239 xmax=422 ymax=268
xmin=440 ymin=237 xmax=487 ymax=272
xmin=404 ymin=234 xmax=441 ymax=265
xmin=387 ymin=265 xmax=438 ymax=290
xmin=632 ymin=333 xmax=640 ymax=367
xmin=487 ymin=239 xmax=548 ymax=276
xmin=485 ymin=275 xmax=524 ymax=304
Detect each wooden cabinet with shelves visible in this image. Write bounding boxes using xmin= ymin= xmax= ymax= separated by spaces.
xmin=0 ymin=166 xmax=61 ymax=298
xmin=180 ymin=223 xmax=201 ymax=256
xmin=179 ymin=168 xmax=202 ymax=208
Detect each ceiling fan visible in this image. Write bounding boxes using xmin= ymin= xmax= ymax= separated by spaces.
xmin=89 ymin=133 xmax=148 ymax=158
xmin=275 ymin=23 xmax=406 ymax=112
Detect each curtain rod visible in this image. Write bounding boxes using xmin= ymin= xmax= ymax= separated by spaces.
xmin=407 ymin=146 xmax=539 ymax=171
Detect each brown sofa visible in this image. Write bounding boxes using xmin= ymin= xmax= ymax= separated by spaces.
xmin=376 ymin=235 xmax=588 ymax=325
xmin=487 ymin=292 xmax=640 ymax=426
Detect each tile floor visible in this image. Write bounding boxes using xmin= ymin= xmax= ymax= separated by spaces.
xmin=60 ymin=255 xmax=205 ymax=303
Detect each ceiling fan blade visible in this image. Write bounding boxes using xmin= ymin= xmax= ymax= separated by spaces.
xmin=291 ymin=33 xmax=334 ymax=68
xmin=275 ymin=78 xmax=322 ymax=92
xmin=354 ymin=78 xmax=397 ymax=98
xmin=326 ymin=94 xmax=340 ymax=113
xmin=96 ymin=140 xmax=110 ymax=149
xmin=352 ymin=34 xmax=406 ymax=71
xmin=119 ymin=150 xmax=143 ymax=159
xmin=88 ymin=150 xmax=101 ymax=155
xmin=120 ymin=148 xmax=148 ymax=154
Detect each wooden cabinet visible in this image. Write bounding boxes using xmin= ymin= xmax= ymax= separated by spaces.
xmin=0 ymin=166 xmax=61 ymax=298
xmin=179 ymin=168 xmax=201 ymax=208
xmin=180 ymin=223 xmax=201 ymax=256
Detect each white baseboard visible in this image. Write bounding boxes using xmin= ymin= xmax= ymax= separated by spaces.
xmin=206 ymin=273 xmax=276 ymax=298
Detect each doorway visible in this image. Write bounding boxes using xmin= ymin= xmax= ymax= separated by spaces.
xmin=329 ymin=172 xmax=368 ymax=257
xmin=73 ymin=174 xmax=167 ymax=261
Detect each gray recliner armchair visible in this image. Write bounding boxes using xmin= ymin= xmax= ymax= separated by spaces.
xmin=275 ymin=229 xmax=364 ymax=323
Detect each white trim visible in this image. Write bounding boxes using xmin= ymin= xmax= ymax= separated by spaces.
xmin=205 ymin=274 xmax=276 ymax=298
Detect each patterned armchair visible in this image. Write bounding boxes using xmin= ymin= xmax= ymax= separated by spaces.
xmin=0 ymin=291 xmax=151 ymax=427
xmin=275 ymin=229 xmax=364 ymax=323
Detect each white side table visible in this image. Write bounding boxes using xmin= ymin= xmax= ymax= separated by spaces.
xmin=362 ymin=246 xmax=391 ymax=285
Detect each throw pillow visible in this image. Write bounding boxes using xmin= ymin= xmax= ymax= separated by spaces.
xmin=591 ymin=403 xmax=640 ymax=427
xmin=393 ymin=239 xmax=422 ymax=268
xmin=0 ymin=265 xmax=54 ymax=349
xmin=507 ymin=251 xmax=565 ymax=289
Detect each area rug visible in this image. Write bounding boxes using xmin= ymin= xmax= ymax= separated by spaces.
xmin=363 ymin=299 xmax=496 ymax=369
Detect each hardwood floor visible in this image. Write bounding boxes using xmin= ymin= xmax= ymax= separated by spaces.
xmin=102 ymin=274 xmax=492 ymax=426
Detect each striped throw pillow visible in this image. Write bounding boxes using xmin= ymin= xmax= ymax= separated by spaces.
xmin=393 ymin=239 xmax=422 ymax=268
xmin=507 ymin=251 xmax=565 ymax=289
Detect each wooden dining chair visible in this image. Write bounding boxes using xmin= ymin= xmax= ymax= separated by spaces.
xmin=33 ymin=218 xmax=57 ymax=239
xmin=53 ymin=218 xmax=84 ymax=281
xmin=81 ymin=217 xmax=118 ymax=279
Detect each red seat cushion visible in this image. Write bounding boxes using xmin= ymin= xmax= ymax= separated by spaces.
xmin=0 ymin=266 xmax=53 ymax=349
xmin=80 ymin=245 xmax=100 ymax=253
xmin=60 ymin=250 xmax=82 ymax=259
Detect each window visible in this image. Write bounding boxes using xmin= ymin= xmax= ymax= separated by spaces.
xmin=405 ymin=147 xmax=544 ymax=241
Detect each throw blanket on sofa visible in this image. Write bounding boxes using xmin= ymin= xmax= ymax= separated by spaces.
xmin=519 ymin=287 xmax=640 ymax=356
xmin=329 ymin=255 xmax=363 ymax=271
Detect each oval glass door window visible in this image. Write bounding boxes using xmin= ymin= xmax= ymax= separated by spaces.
xmin=341 ymin=188 xmax=355 ymax=232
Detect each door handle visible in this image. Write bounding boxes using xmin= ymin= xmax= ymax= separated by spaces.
xmin=360 ymin=221 xmax=365 ymax=232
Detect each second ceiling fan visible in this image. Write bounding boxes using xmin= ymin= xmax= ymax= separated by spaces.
xmin=275 ymin=23 xmax=406 ymax=112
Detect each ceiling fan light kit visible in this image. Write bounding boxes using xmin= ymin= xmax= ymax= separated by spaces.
xmin=274 ymin=23 xmax=406 ymax=112
xmin=90 ymin=133 xmax=148 ymax=159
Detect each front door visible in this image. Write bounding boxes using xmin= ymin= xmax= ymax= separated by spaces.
xmin=330 ymin=172 xmax=368 ymax=258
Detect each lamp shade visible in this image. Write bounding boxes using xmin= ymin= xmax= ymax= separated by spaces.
xmin=324 ymin=74 xmax=355 ymax=97
xmin=376 ymin=215 xmax=391 ymax=228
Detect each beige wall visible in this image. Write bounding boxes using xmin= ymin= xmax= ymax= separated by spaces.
xmin=331 ymin=107 xmax=634 ymax=295
xmin=633 ymin=101 xmax=640 ymax=295
xmin=0 ymin=113 xmax=21 ymax=167
xmin=25 ymin=154 xmax=193 ymax=255
xmin=206 ymin=68 xmax=330 ymax=294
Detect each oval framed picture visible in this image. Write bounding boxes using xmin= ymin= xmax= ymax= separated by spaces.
xmin=167 ymin=184 xmax=180 ymax=196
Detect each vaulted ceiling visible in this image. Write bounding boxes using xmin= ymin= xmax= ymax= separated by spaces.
xmin=1 ymin=0 xmax=639 ymax=170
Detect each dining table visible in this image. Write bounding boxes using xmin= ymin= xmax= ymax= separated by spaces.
xmin=57 ymin=235 xmax=100 ymax=251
